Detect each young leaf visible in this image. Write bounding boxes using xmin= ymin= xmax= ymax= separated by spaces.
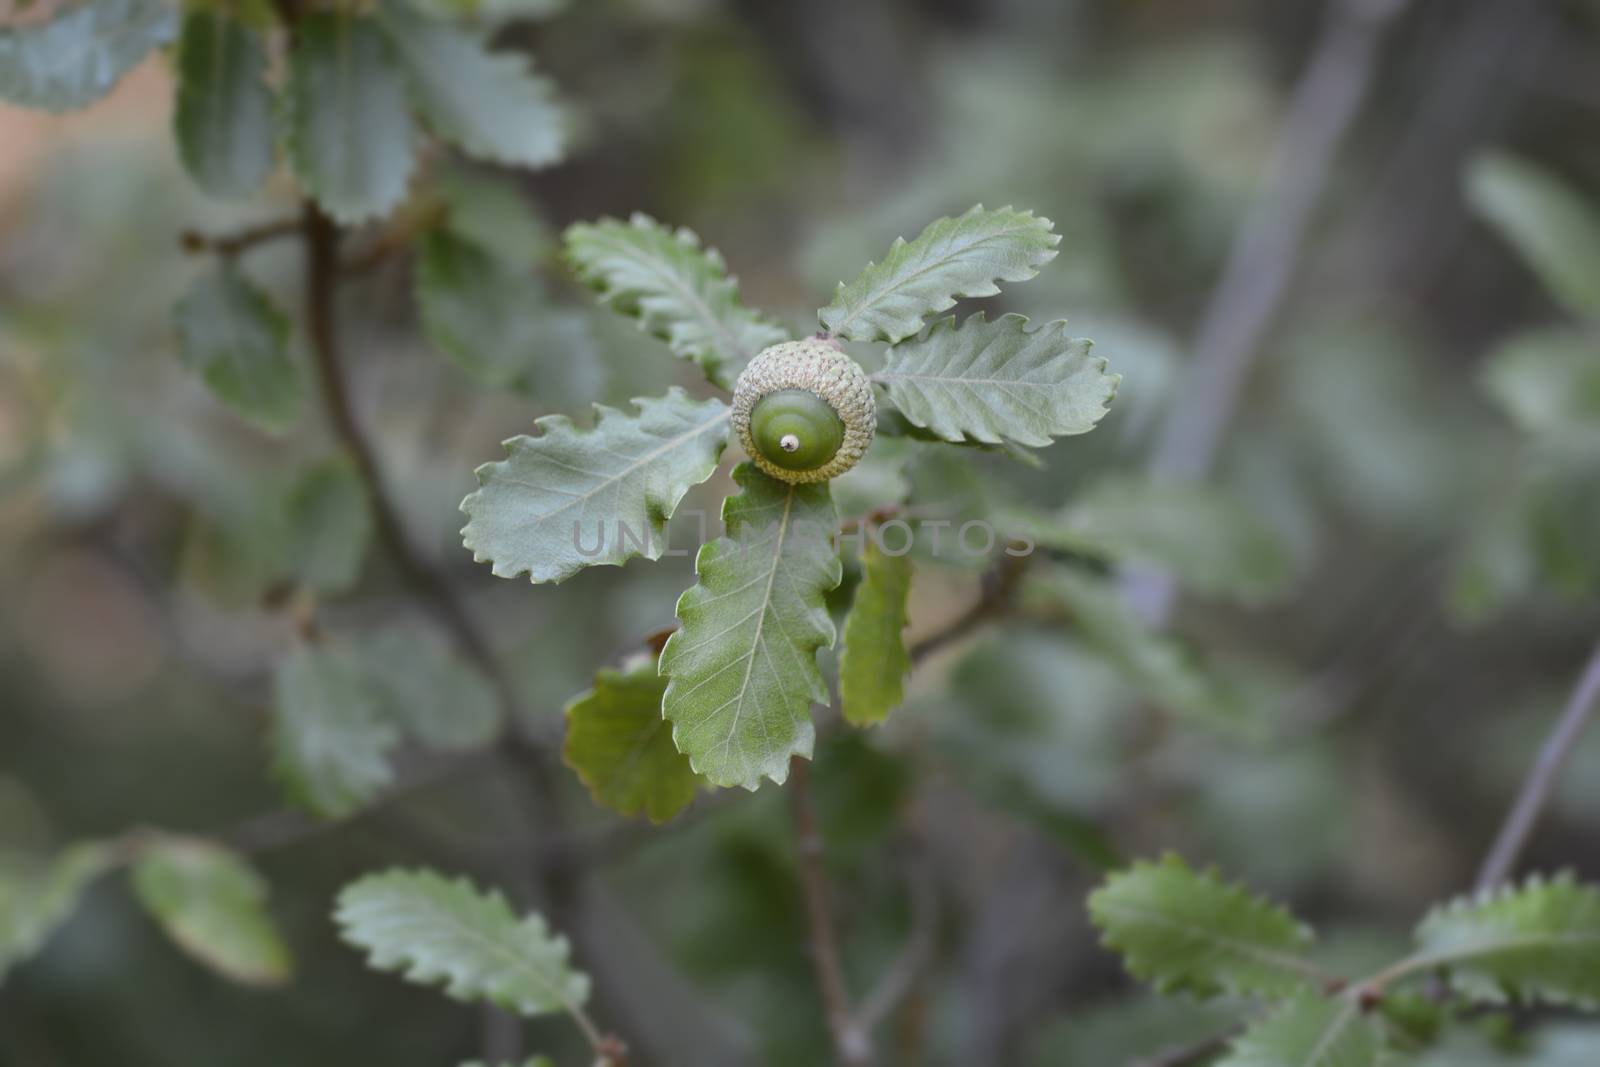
xmin=564 ymin=214 xmax=788 ymax=388
xmin=661 ymin=464 xmax=842 ymax=790
xmin=1025 ymin=568 xmax=1254 ymax=732
xmin=1466 ymin=153 xmax=1600 ymax=320
xmin=335 ymin=868 xmax=590 ymax=1016
xmin=1088 ymin=853 xmax=1319 ymax=999
xmin=130 ymin=838 xmax=291 ymax=986
xmin=876 ymin=313 xmax=1117 ymax=448
xmin=286 ymin=14 xmax=415 ymax=226
xmin=378 ymin=2 xmax=564 ymax=170
xmin=1413 ymin=872 xmax=1600 ymax=1007
xmin=1216 ymin=994 xmax=1383 ymax=1067
xmin=461 ymin=390 xmax=730 ymax=584
xmin=352 ymin=626 xmax=501 ymax=750
xmin=173 ymin=12 xmax=276 ymax=198
xmin=284 ymin=456 xmax=373 ymax=595
xmin=563 ymin=658 xmax=702 ymax=823
xmin=838 ymin=541 xmax=912 ymax=726
xmin=819 ymin=205 xmax=1060 ymax=344
xmin=1004 ymin=477 xmax=1292 ymax=602
xmin=270 ymin=643 xmax=398 ymax=819
xmin=0 ymin=0 xmax=176 ymax=112
xmin=0 ymin=843 xmax=114 ymax=978
xmin=174 ymin=265 xmax=300 ymax=432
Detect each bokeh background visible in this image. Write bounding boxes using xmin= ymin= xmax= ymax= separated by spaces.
xmin=3 ymin=0 xmax=1600 ymax=1064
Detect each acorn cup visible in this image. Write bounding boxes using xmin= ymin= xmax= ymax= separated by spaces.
xmin=730 ymin=339 xmax=876 ymax=484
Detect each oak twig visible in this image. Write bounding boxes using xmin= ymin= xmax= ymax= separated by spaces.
xmin=181 ymin=218 xmax=302 ymax=258
xmin=1476 ymin=637 xmax=1600 ymax=891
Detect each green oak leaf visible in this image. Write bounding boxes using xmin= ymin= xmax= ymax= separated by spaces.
xmin=0 ymin=0 xmax=176 ymax=112
xmin=1216 ymin=994 xmax=1384 ymax=1067
xmin=378 ymin=1 xmax=564 ymax=170
xmin=130 ymin=838 xmax=291 ymax=986
xmin=1466 ymin=153 xmax=1600 ymax=320
xmin=270 ymin=642 xmax=398 ymax=819
xmin=352 ymin=626 xmax=502 ymax=750
xmin=819 ymin=205 xmax=1060 ymax=344
xmin=564 ymin=214 xmax=788 ymax=389
xmin=876 ymin=312 xmax=1116 ymax=447
xmin=286 ymin=14 xmax=415 ymax=225
xmin=284 ymin=456 xmax=373 ymax=595
xmin=563 ymin=657 xmax=702 ymax=823
xmin=1413 ymin=872 xmax=1600 ymax=1007
xmin=1089 ymin=853 xmax=1320 ymax=1000
xmin=174 ymin=265 xmax=301 ymax=432
xmin=1480 ymin=329 xmax=1600 ymax=443
xmin=335 ymin=868 xmax=589 ymax=1016
xmin=0 ymin=843 xmax=114 ymax=979
xmin=661 ymin=464 xmax=842 ymax=790
xmin=838 ymin=541 xmax=912 ymax=726
xmin=461 ymin=389 xmax=730 ymax=584
xmin=1002 ymin=477 xmax=1292 ymax=602
xmin=435 ymin=166 xmax=552 ymax=272
xmin=173 ymin=12 xmax=276 ymax=198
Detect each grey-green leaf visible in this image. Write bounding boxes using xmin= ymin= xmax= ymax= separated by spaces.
xmin=564 ymin=214 xmax=788 ymax=388
xmin=876 ymin=312 xmax=1117 ymax=447
xmin=335 ymin=868 xmax=589 ymax=1016
xmin=405 ymin=0 xmax=565 ymax=20
xmin=0 ymin=843 xmax=114 ymax=978
xmin=1004 ymin=477 xmax=1292 ymax=602
xmin=1466 ymin=153 xmax=1600 ymax=320
xmin=563 ymin=658 xmax=702 ymax=823
xmin=0 ymin=0 xmax=176 ymax=112
xmin=1413 ymin=872 xmax=1600 ymax=1007
xmin=819 ymin=205 xmax=1061 ymax=344
xmin=1480 ymin=329 xmax=1600 ymax=442
xmin=173 ymin=12 xmax=276 ymax=198
xmin=838 ymin=541 xmax=912 ymax=726
xmin=1216 ymin=994 xmax=1383 ymax=1067
xmin=284 ymin=456 xmax=373 ymax=595
xmin=286 ymin=14 xmax=415 ymax=225
xmin=1089 ymin=853 xmax=1320 ymax=1000
xmin=352 ymin=625 xmax=502 ymax=750
xmin=416 ymin=230 xmax=600 ymax=402
xmin=461 ymin=389 xmax=730 ymax=584
xmin=130 ymin=838 xmax=292 ymax=986
xmin=660 ymin=464 xmax=842 ymax=790
xmin=174 ymin=265 xmax=300 ymax=432
xmin=378 ymin=1 xmax=564 ymax=169
xmin=270 ymin=643 xmax=398 ymax=819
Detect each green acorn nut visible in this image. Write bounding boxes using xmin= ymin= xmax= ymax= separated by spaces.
xmin=731 ymin=338 xmax=876 ymax=484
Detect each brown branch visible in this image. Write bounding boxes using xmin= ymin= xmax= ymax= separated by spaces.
xmin=790 ymin=757 xmax=872 ymax=1067
xmin=855 ymin=849 xmax=937 ymax=1032
xmin=1129 ymin=1024 xmax=1242 ymax=1067
xmin=1475 ymin=637 xmax=1600 ymax=891
xmin=181 ymin=218 xmax=302 ymax=258
xmin=1126 ymin=0 xmax=1414 ymax=625
xmin=908 ymin=554 xmax=1027 ymax=665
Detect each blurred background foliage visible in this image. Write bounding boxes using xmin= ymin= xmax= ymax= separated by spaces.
xmin=2 ymin=0 xmax=1600 ymax=1064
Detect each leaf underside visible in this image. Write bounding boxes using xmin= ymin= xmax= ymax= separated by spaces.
xmin=0 ymin=0 xmax=176 ymax=112
xmin=173 ymin=265 xmax=301 ymax=432
xmin=819 ymin=204 xmax=1061 ymax=344
xmin=661 ymin=464 xmax=842 ymax=790
xmin=1088 ymin=853 xmax=1318 ymax=999
xmin=270 ymin=643 xmax=399 ymax=819
xmin=335 ymin=868 xmax=589 ymax=1016
xmin=1465 ymin=153 xmax=1600 ymax=320
xmin=460 ymin=389 xmax=730 ymax=584
xmin=877 ymin=312 xmax=1117 ymax=448
xmin=0 ymin=844 xmax=114 ymax=979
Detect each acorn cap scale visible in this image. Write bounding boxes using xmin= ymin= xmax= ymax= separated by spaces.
xmin=731 ymin=339 xmax=876 ymax=484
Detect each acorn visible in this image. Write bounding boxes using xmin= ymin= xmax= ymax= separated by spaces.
xmin=731 ymin=338 xmax=876 ymax=484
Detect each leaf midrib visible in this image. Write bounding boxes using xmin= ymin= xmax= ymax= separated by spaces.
xmin=1096 ymin=899 xmax=1319 ymax=985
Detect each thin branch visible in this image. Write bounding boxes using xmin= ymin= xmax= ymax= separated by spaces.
xmin=1126 ymin=0 xmax=1413 ymax=625
xmin=1475 ymin=637 xmax=1600 ymax=891
xmin=1129 ymin=1024 xmax=1242 ymax=1067
xmin=908 ymin=554 xmax=1027 ymax=664
xmin=855 ymin=853 xmax=937 ymax=1032
xmin=181 ymin=218 xmax=301 ymax=258
xmin=790 ymin=757 xmax=872 ymax=1067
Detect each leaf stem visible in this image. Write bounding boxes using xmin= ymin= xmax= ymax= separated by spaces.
xmin=1475 ymin=636 xmax=1600 ymax=891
